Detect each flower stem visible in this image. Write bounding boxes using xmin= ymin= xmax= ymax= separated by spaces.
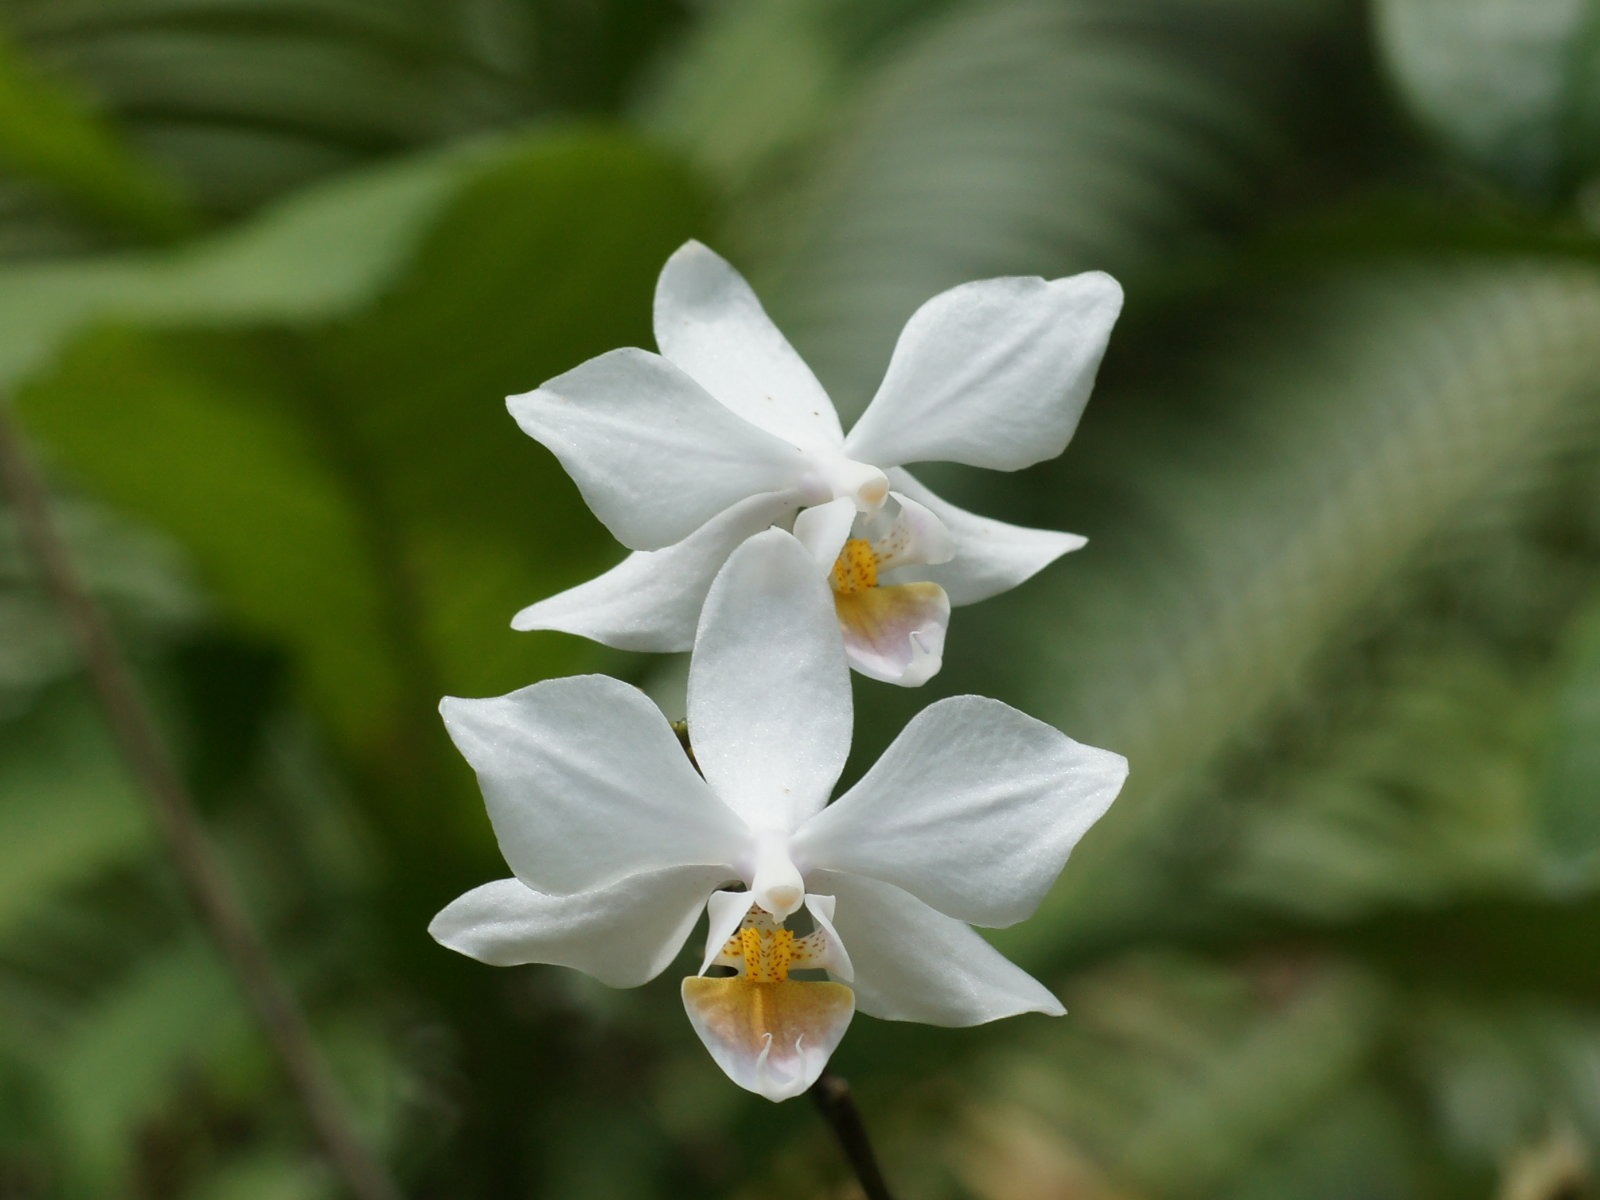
xmin=809 ymin=1069 xmax=898 ymax=1200
xmin=0 ymin=409 xmax=401 ymax=1200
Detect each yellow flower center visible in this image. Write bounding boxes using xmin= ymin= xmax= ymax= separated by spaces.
xmin=830 ymin=538 xmax=879 ymax=595
xmin=712 ymin=910 xmax=833 ymax=984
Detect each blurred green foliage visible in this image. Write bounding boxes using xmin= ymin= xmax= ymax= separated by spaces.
xmin=2 ymin=0 xmax=1600 ymax=1197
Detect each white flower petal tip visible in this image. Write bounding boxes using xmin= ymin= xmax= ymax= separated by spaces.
xmin=844 ymin=270 xmax=1124 ymax=472
xmin=682 ymin=977 xmax=855 ymax=1102
xmin=834 ymin=582 xmax=950 ymax=687
xmin=653 ymin=241 xmax=844 ymax=450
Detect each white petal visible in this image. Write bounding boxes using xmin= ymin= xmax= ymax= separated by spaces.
xmin=834 ymin=583 xmax=949 ymax=687
xmin=442 ymin=677 xmax=752 ymax=896
xmin=428 ymin=867 xmax=730 ymax=988
xmin=687 ymin=529 xmax=852 ymax=833
xmin=682 ymin=977 xmax=854 ymax=1101
xmin=653 ymin=241 xmax=844 ymax=450
xmin=791 ymin=497 xmax=857 ymax=570
xmin=885 ymin=469 xmax=1086 ymax=606
xmin=511 ymin=492 xmax=797 ymax=651
xmin=508 ymin=347 xmax=808 ymax=550
xmin=810 ymin=872 xmax=1063 ymax=1026
xmin=844 ymin=272 xmax=1123 ymax=471
xmin=792 ymin=696 xmax=1126 ymax=927
xmin=699 ymin=889 xmax=758 ymax=975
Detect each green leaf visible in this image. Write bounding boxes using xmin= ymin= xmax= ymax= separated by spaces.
xmin=11 ymin=129 xmax=707 ymax=788
xmin=0 ymin=26 xmax=194 ymax=240
xmin=1374 ymin=0 xmax=1600 ymax=198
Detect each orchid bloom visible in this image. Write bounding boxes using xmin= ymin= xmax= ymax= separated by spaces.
xmin=509 ymin=241 xmax=1121 ymax=686
xmin=431 ymin=529 xmax=1127 ymax=1100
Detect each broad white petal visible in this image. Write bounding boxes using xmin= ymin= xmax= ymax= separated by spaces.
xmin=699 ymin=889 xmax=758 ymax=975
xmin=511 ymin=492 xmax=796 ymax=651
xmin=508 ymin=347 xmax=808 ymax=550
xmin=442 ymin=677 xmax=751 ymax=896
xmin=428 ymin=867 xmax=730 ymax=988
xmin=654 ymin=241 xmax=844 ymax=449
xmin=811 ymin=872 xmax=1063 ymax=1026
xmin=792 ymin=497 xmax=857 ymax=570
xmin=885 ymin=469 xmax=1086 ymax=606
xmin=682 ymin=977 xmax=854 ymax=1101
xmin=844 ymin=272 xmax=1122 ymax=471
xmin=835 ymin=583 xmax=948 ymax=687
xmin=687 ymin=529 xmax=852 ymax=833
xmin=794 ymin=697 xmax=1125 ymax=927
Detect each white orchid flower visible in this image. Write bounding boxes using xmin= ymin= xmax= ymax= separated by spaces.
xmin=508 ymin=241 xmax=1121 ymax=686
xmin=431 ymin=529 xmax=1127 ymax=1101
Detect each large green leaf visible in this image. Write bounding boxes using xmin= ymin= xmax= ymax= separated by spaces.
xmin=1374 ymin=0 xmax=1600 ymax=198
xmin=11 ymin=129 xmax=707 ymax=783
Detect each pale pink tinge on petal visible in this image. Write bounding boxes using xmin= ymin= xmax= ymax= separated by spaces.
xmin=834 ymin=582 xmax=949 ymax=686
xmin=682 ymin=977 xmax=855 ymax=1102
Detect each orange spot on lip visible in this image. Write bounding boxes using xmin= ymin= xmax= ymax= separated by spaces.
xmin=830 ymin=538 xmax=879 ymax=594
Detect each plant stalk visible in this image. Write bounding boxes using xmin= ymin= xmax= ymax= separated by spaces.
xmin=0 ymin=408 xmax=401 ymax=1200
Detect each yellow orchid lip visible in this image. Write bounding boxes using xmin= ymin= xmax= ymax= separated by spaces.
xmin=684 ymin=911 xmax=855 ymax=1102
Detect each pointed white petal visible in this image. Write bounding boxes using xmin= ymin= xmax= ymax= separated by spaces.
xmin=442 ymin=677 xmax=752 ymax=896
xmin=511 ymin=492 xmax=796 ymax=651
xmin=810 ymin=872 xmax=1063 ymax=1025
xmin=793 ymin=697 xmax=1126 ymax=927
xmin=835 ymin=583 xmax=949 ymax=687
xmin=885 ymin=469 xmax=1086 ymax=606
xmin=682 ymin=977 xmax=854 ymax=1101
xmin=791 ymin=497 xmax=857 ymax=570
xmin=653 ymin=241 xmax=844 ymax=449
xmin=844 ymin=272 xmax=1122 ymax=471
xmin=428 ymin=867 xmax=730 ymax=988
xmin=699 ymin=889 xmax=758 ymax=975
xmin=508 ymin=348 xmax=808 ymax=550
xmin=687 ymin=529 xmax=852 ymax=833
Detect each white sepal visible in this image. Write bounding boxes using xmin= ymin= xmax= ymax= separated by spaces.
xmin=653 ymin=241 xmax=844 ymax=450
xmin=428 ymin=867 xmax=731 ymax=988
xmin=810 ymin=872 xmax=1064 ymax=1026
xmin=508 ymin=347 xmax=807 ymax=550
xmin=884 ymin=469 xmax=1086 ymax=606
xmin=510 ymin=492 xmax=797 ymax=650
xmin=441 ymin=677 xmax=751 ymax=896
xmin=793 ymin=696 xmax=1126 ymax=927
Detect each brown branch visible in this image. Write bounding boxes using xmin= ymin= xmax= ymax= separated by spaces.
xmin=809 ymin=1070 xmax=898 ymax=1200
xmin=0 ymin=408 xmax=401 ymax=1200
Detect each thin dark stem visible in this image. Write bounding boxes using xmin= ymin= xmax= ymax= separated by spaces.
xmin=0 ymin=409 xmax=401 ymax=1200
xmin=809 ymin=1070 xmax=898 ymax=1200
